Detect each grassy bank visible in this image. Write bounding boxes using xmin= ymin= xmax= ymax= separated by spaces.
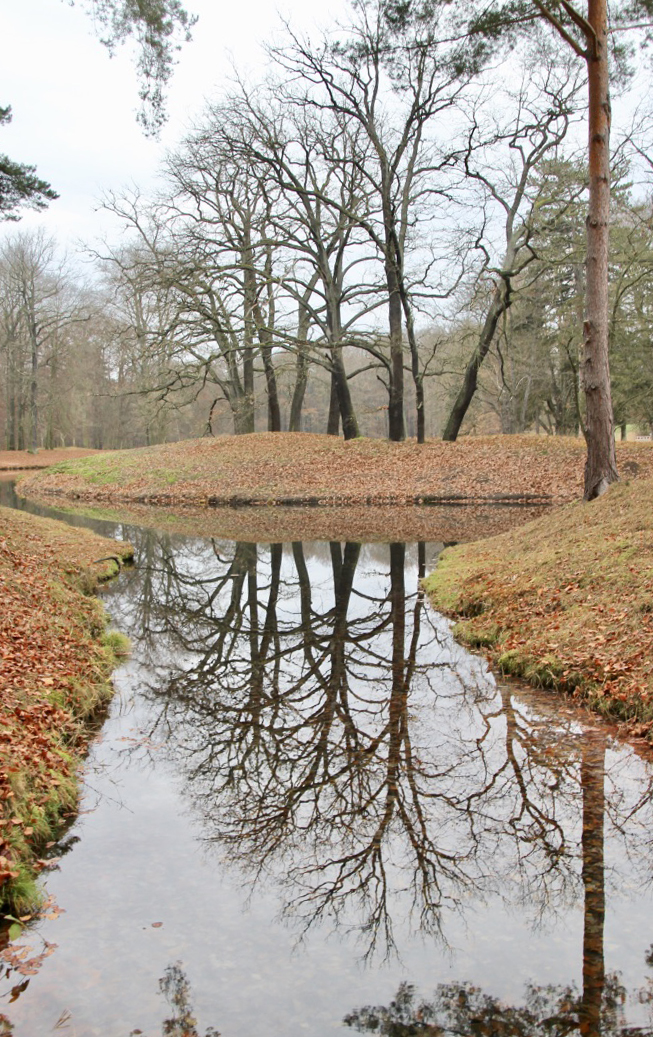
xmin=0 ymin=507 xmax=133 ymax=918
xmin=18 ymin=432 xmax=653 ymax=507
xmin=424 ymin=477 xmax=653 ymax=735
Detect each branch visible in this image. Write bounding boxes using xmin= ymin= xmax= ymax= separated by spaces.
xmin=531 ymin=0 xmax=588 ymax=58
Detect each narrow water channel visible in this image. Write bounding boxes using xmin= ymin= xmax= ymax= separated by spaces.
xmin=2 ymin=479 xmax=653 ymax=1037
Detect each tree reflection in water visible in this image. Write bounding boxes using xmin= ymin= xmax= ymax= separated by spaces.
xmin=344 ymin=974 xmax=638 ymax=1037
xmin=112 ymin=529 xmax=653 ymax=1026
xmin=128 ymin=962 xmax=220 ymax=1037
xmin=122 ymin=534 xmax=499 ymax=953
xmin=344 ymin=736 xmax=653 ymax=1036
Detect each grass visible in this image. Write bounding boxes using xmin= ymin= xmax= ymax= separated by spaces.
xmin=0 ymin=507 xmax=133 ymax=917
xmin=424 ymin=476 xmax=653 ymax=736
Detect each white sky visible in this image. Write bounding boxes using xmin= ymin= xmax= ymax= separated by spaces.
xmin=1 ymin=0 xmax=349 ymax=253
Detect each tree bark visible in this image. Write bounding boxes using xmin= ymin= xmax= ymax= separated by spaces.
xmin=289 ymin=299 xmax=312 ymax=433
xmin=399 ymin=286 xmax=425 ymax=443
xmin=332 ymin=351 xmax=359 ymax=440
xmin=231 ymin=387 xmax=256 ymax=435
xmin=261 ymin=344 xmax=282 ymax=432
xmin=28 ymin=317 xmax=38 ymax=454
xmin=582 ymin=0 xmax=618 ymax=499
xmin=241 ymin=252 xmax=257 ymax=435
xmin=289 ymin=344 xmax=309 ymax=433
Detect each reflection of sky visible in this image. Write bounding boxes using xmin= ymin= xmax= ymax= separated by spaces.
xmin=2 ymin=521 xmax=653 ymax=1036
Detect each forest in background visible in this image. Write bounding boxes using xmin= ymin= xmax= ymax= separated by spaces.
xmin=2 ymin=2 xmax=653 ymax=454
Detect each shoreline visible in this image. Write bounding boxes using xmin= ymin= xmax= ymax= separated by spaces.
xmin=0 ymin=506 xmax=133 ymax=918
xmin=424 ymin=476 xmax=653 ymax=739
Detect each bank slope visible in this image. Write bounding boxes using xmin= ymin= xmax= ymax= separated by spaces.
xmin=424 ymin=477 xmax=653 ymax=734
xmin=0 ymin=507 xmax=133 ymax=916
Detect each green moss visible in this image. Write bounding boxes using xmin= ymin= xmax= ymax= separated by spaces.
xmin=3 ymin=869 xmax=44 ymax=917
xmin=453 ymin=620 xmax=501 ymax=649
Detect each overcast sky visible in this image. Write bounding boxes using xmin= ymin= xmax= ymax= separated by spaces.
xmin=3 ymin=1 xmax=652 ymax=264
xmin=1 ymin=0 xmax=348 ymax=253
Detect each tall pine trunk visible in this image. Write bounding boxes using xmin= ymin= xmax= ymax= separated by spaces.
xmin=582 ymin=0 xmax=618 ymax=499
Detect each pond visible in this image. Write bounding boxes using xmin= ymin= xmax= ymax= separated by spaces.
xmin=1 ymin=478 xmax=653 ymax=1037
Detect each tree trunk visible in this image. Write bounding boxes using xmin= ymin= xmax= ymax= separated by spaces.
xmin=242 ymin=248 xmax=257 ymax=436
xmin=233 ymin=392 xmax=256 ymax=435
xmin=252 ymin=277 xmax=281 ymax=432
xmin=6 ymin=347 xmax=17 ymax=450
xmin=327 ymin=372 xmax=340 ymax=436
xmin=29 ymin=325 xmax=38 ymax=454
xmin=243 ymin=345 xmax=255 ymax=433
xmin=331 ymin=348 xmax=359 ymax=440
xmin=261 ymin=345 xmax=282 ymax=432
xmin=399 ymin=286 xmax=425 ymax=443
xmin=289 ymin=347 xmax=308 ymax=433
xmin=386 ymin=254 xmax=406 ymax=442
xmin=582 ymin=0 xmax=618 ymax=499
xmin=442 ymin=278 xmax=509 ymax=441
xmin=325 ymin=287 xmax=359 ymax=439
xmin=289 ymin=303 xmax=311 ymax=433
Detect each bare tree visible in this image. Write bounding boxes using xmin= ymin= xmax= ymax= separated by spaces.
xmin=442 ymin=58 xmax=583 ymax=441
xmin=273 ymin=0 xmax=473 ymax=441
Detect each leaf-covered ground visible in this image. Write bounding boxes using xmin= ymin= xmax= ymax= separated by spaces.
xmin=424 ymin=476 xmax=653 ymax=737
xmin=0 ymin=449 xmax=98 ymax=471
xmin=0 ymin=507 xmax=133 ymax=917
xmin=19 ymin=432 xmax=653 ymax=507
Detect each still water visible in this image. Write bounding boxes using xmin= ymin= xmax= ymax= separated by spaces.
xmin=2 ymin=480 xmax=653 ymax=1036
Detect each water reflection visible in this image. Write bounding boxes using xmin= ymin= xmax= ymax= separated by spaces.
xmin=345 ymin=735 xmax=653 ymax=1036
xmin=4 ymin=494 xmax=653 ymax=1033
xmin=107 ymin=532 xmax=653 ymax=969
xmin=128 ymin=962 xmax=220 ymax=1037
xmin=344 ymin=974 xmax=641 ymax=1036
